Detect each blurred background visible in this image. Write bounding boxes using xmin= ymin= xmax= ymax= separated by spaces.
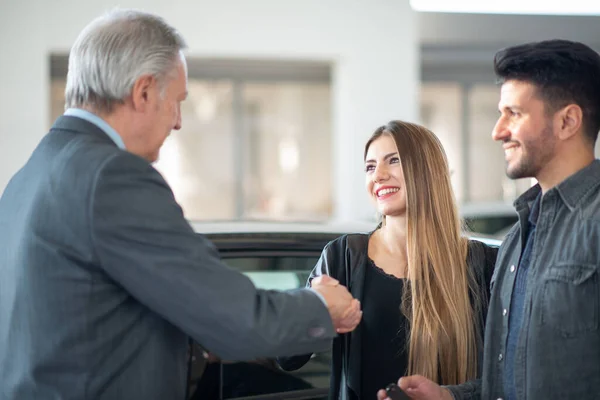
xmin=2 ymin=0 xmax=600 ymax=239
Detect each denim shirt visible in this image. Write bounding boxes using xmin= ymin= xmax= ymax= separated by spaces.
xmin=447 ymin=159 xmax=600 ymax=400
xmin=503 ymin=192 xmax=540 ymax=400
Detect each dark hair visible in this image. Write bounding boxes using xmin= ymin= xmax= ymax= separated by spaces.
xmin=494 ymin=39 xmax=600 ymax=143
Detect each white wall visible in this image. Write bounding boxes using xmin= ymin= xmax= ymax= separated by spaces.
xmin=0 ymin=0 xmax=49 ymax=196
xmin=0 ymin=0 xmax=419 ymax=222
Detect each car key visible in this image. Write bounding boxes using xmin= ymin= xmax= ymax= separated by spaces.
xmin=386 ymin=383 xmax=411 ymax=400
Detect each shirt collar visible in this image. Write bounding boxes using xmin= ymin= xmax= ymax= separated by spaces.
xmin=528 ymin=192 xmax=542 ymax=226
xmin=554 ymin=159 xmax=600 ymax=211
xmin=514 ymin=159 xmax=600 ymax=214
xmin=64 ymin=108 xmax=126 ymax=150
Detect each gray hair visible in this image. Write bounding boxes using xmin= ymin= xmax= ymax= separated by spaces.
xmin=65 ymin=9 xmax=187 ymax=113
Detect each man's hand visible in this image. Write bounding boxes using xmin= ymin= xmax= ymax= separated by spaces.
xmin=376 ymin=375 xmax=453 ymax=400
xmin=311 ymin=276 xmax=362 ymax=333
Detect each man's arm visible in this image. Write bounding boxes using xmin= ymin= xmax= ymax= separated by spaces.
xmin=376 ymin=376 xmax=481 ymax=400
xmin=90 ymin=153 xmax=352 ymax=360
xmin=443 ymin=379 xmax=481 ymax=400
xmin=277 ymin=240 xmax=361 ymax=371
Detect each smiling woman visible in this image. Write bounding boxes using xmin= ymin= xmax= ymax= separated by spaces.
xmin=361 ymin=121 xmax=487 ymax=386
xmin=277 ymin=120 xmax=498 ymax=400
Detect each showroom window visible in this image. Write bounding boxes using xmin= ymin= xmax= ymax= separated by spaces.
xmin=49 ymin=56 xmax=333 ymax=222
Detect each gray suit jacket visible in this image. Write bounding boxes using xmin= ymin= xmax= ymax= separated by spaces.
xmin=0 ymin=116 xmax=335 ymax=400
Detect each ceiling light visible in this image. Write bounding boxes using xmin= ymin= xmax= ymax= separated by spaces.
xmin=410 ymin=0 xmax=600 ymax=15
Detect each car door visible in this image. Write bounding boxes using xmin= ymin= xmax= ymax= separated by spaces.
xmin=187 ymin=232 xmax=336 ymax=400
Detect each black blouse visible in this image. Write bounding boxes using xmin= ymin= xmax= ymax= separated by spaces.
xmin=360 ymin=259 xmax=408 ymax=399
xmin=277 ymin=234 xmax=498 ymax=400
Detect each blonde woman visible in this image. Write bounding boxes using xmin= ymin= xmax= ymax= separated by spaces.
xmin=278 ymin=120 xmax=497 ymax=399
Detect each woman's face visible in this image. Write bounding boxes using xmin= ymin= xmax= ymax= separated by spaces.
xmin=364 ymin=134 xmax=407 ymax=217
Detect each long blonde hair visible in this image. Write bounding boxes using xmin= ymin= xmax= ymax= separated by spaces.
xmin=364 ymin=120 xmax=480 ymax=385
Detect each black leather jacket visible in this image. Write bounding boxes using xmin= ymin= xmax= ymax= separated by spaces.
xmin=278 ymin=232 xmax=497 ymax=400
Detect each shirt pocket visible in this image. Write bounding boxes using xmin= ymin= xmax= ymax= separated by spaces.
xmin=540 ymin=263 xmax=598 ymax=338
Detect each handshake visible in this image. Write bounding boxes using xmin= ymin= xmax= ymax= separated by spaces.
xmin=311 ymin=275 xmax=362 ymax=334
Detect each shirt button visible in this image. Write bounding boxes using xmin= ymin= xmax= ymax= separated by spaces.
xmin=498 ymin=353 xmax=503 ymax=361
xmin=510 ymin=265 xmax=516 ymax=273
xmin=503 ymin=309 xmax=508 ymax=316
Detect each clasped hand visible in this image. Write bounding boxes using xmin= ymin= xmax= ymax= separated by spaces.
xmin=311 ymin=275 xmax=362 ymax=333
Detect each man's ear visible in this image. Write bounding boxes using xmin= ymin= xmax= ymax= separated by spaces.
xmin=556 ymin=104 xmax=583 ymax=141
xmin=131 ymin=75 xmax=158 ymax=112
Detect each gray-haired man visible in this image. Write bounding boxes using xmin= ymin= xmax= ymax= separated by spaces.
xmin=0 ymin=9 xmax=361 ymax=400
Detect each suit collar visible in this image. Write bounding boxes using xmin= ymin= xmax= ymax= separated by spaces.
xmin=51 ymin=115 xmax=118 ymax=147
xmin=63 ymin=108 xmax=126 ymax=149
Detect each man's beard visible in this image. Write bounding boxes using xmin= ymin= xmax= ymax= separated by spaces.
xmin=505 ymin=123 xmax=555 ymax=180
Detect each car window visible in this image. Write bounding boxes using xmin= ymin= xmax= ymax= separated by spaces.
xmin=464 ymin=215 xmax=518 ymax=238
xmin=225 ymin=256 xmax=317 ymax=289
xmin=189 ymin=255 xmax=330 ymax=400
xmin=225 ymin=256 xmax=318 ymax=273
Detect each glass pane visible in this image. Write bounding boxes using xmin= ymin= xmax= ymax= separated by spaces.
xmin=49 ymin=66 xmax=333 ymax=223
xmin=50 ymin=78 xmax=66 ymax=127
xmin=467 ymin=84 xmax=505 ymax=202
xmin=154 ymin=80 xmax=236 ymax=220
xmin=226 ymin=256 xmax=319 ymax=289
xmin=467 ymin=84 xmax=533 ymax=203
xmin=48 ymin=77 xmax=237 ymax=220
xmin=420 ymin=83 xmax=464 ymax=202
xmin=241 ymin=83 xmax=332 ymax=221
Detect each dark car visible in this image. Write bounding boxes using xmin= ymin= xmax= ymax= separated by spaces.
xmin=460 ymin=202 xmax=519 ymax=240
xmin=186 ymin=221 xmax=502 ymax=400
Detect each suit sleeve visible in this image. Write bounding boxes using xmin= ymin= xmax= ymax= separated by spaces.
xmin=277 ymin=240 xmax=341 ymax=371
xmin=89 ymin=153 xmax=335 ymax=361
